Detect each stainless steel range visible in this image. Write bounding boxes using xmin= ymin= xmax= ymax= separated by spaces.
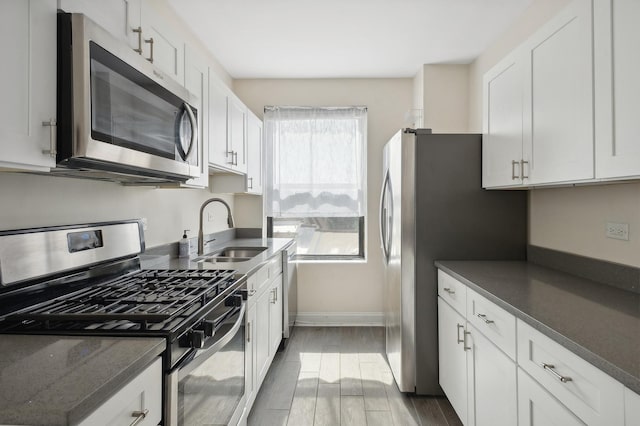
xmin=0 ymin=220 xmax=248 ymax=425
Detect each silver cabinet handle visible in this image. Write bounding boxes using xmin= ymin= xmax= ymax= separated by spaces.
xmin=270 ymin=288 xmax=275 ymax=304
xmin=132 ymin=26 xmax=143 ymax=54
xmin=42 ymin=119 xmax=57 ymax=157
xmin=511 ymin=160 xmax=520 ymax=180
xmin=456 ymin=323 xmax=464 ymax=344
xmin=477 ymin=313 xmax=494 ymax=324
xmin=247 ymin=321 xmax=251 ymax=343
xmin=443 ymin=287 xmax=455 ymax=295
xmin=233 ymin=151 xmax=238 ymax=166
xmin=463 ymin=330 xmax=471 ymax=351
xmin=274 ymin=287 xmax=278 ymax=302
xmin=541 ymin=363 xmax=572 ymax=383
xmin=248 ymin=177 xmax=253 ymax=189
xmin=227 ymin=150 xmax=235 ymax=165
xmin=130 ymin=409 xmax=149 ymax=426
xmin=144 ymin=37 xmax=154 ymax=63
xmin=520 ymin=160 xmax=529 ymax=179
xmin=249 ymin=289 xmax=256 ymax=296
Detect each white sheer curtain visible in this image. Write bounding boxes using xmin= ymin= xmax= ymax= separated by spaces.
xmin=264 ymin=106 xmax=367 ymax=218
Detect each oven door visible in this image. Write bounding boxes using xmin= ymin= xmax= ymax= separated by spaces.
xmin=167 ymin=302 xmax=247 ymax=426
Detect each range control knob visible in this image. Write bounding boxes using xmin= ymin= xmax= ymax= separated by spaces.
xmin=195 ymin=320 xmax=215 ymax=338
xmin=225 ymin=294 xmax=243 ymax=307
xmin=190 ymin=330 xmax=205 ymax=349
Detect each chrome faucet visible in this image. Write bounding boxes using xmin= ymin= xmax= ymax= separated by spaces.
xmin=198 ymin=198 xmax=235 ymax=255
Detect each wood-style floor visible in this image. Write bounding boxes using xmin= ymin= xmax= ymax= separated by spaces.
xmin=248 ymin=327 xmax=463 ymax=426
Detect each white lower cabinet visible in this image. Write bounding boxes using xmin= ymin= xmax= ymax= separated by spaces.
xmin=518 ymin=367 xmax=585 ymax=426
xmin=77 ymin=357 xmax=162 ymax=426
xmin=466 ymin=323 xmax=517 ymax=426
xmin=438 ymin=296 xmax=469 ymax=423
xmin=243 ymin=256 xmax=285 ymax=421
xmin=438 ymin=268 xmax=635 ymax=426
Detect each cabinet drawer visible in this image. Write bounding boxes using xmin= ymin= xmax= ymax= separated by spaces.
xmin=517 ymin=320 xmax=624 ymax=426
xmin=466 ymin=287 xmax=516 ymax=360
xmin=77 ymin=357 xmax=162 ymax=426
xmin=267 ymin=254 xmax=282 ymax=279
xmin=253 ymin=264 xmax=270 ymax=295
xmin=437 ymin=270 xmax=467 ymax=315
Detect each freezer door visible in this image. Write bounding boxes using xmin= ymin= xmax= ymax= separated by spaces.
xmin=384 ymin=130 xmax=416 ymax=393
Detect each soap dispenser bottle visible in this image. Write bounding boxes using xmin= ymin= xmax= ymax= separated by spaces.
xmin=179 ymin=230 xmax=191 ymax=258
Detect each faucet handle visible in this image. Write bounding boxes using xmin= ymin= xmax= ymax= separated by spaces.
xmin=204 ymin=238 xmax=216 ymax=246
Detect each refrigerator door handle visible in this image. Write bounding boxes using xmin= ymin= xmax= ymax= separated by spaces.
xmin=379 ymin=169 xmax=390 ymax=260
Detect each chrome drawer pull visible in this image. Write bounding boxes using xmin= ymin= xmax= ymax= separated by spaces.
xmin=512 ymin=160 xmax=520 ymax=180
xmin=456 ymin=323 xmax=464 ymax=344
xmin=541 ymin=363 xmax=572 ymax=383
xmin=443 ymin=287 xmax=455 ymax=295
xmin=130 ymin=409 xmax=149 ymax=426
xmin=463 ymin=330 xmax=471 ymax=351
xmin=477 ymin=313 xmax=494 ymax=324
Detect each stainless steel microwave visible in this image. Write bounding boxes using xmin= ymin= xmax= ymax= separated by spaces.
xmin=55 ymin=13 xmax=200 ymax=183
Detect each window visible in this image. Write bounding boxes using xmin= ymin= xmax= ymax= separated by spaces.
xmin=264 ymin=106 xmax=367 ymax=260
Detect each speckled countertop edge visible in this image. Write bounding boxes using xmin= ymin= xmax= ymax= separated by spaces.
xmin=435 ymin=260 xmax=640 ymax=394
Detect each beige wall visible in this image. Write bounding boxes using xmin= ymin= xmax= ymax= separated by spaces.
xmin=234 ymin=78 xmax=413 ymax=314
xmin=422 ymin=64 xmax=469 ymax=133
xmin=0 ymin=173 xmax=233 ymax=248
xmin=468 ymin=0 xmax=640 ymax=267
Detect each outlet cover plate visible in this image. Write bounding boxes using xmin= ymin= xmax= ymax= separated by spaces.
xmin=606 ymin=222 xmax=629 ymax=241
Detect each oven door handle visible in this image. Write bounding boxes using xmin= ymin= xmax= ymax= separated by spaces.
xmin=177 ymin=302 xmax=246 ymax=380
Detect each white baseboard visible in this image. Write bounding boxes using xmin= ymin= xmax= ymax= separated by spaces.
xmin=295 ymin=312 xmax=384 ymax=327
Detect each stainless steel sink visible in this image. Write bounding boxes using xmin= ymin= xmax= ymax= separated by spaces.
xmin=192 ymin=246 xmax=267 ymax=264
xmin=216 ymin=247 xmax=267 ymax=258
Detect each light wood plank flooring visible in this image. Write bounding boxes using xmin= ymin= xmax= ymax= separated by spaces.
xmin=249 ymin=327 xmax=463 ymax=426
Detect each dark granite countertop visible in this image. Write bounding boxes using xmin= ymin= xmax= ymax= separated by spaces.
xmin=435 ymin=260 xmax=640 ymax=394
xmin=141 ymin=237 xmax=294 ymax=276
xmin=0 ymin=335 xmax=165 ymax=425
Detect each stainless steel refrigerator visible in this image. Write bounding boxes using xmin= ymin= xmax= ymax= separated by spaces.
xmin=380 ymin=129 xmax=527 ymax=395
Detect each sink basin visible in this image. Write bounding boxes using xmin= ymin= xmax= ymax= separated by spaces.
xmin=192 ymin=246 xmax=267 ymax=264
xmin=216 ymin=247 xmax=267 ymax=258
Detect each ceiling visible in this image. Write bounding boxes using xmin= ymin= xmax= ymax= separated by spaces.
xmin=167 ymin=0 xmax=532 ymax=79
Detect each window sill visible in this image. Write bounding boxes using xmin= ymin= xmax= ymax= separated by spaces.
xmin=295 ymin=258 xmax=367 ymax=265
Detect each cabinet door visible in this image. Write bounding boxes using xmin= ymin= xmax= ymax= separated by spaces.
xmin=255 ymin=287 xmax=271 ymax=389
xmin=269 ymin=276 xmax=283 ymax=355
xmin=518 ymin=368 xmax=585 ymax=426
xmin=0 ymin=0 xmax=56 ymax=172
xmin=184 ymin=46 xmax=209 ymax=188
xmin=482 ymin=48 xmax=526 ymax=188
xmin=466 ymin=323 xmax=517 ymax=426
xmin=245 ymin=303 xmax=257 ymax=409
xmin=78 ymin=358 xmax=162 ymax=426
xmin=524 ymin=0 xmax=594 ymax=185
xmin=437 ymin=297 xmax=468 ymax=424
xmin=246 ymin=111 xmax=264 ymax=194
xmin=209 ymin=77 xmax=232 ymax=169
xmin=625 ymin=387 xmax=640 ymax=426
xmin=59 ymin=0 xmax=134 ymax=45
xmin=228 ymin=95 xmax=248 ymax=174
xmin=141 ymin=0 xmax=184 ymax=84
xmin=594 ymin=0 xmax=640 ymax=179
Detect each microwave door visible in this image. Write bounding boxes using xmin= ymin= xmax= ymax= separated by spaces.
xmin=176 ymin=103 xmax=197 ymax=162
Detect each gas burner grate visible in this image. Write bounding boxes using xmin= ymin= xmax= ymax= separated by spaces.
xmin=3 ymin=269 xmax=237 ymax=332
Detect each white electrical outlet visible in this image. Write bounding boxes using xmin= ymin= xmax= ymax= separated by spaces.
xmin=140 ymin=217 xmax=149 ymax=231
xmin=606 ymin=222 xmax=629 ymax=241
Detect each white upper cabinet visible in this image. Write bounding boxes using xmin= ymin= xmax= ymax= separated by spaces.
xmin=208 ymin=77 xmax=232 ymax=170
xmin=58 ymin=0 xmax=140 ymax=48
xmin=0 ymin=0 xmax=57 ymax=172
xmin=594 ymin=0 xmax=640 ymax=179
xmin=183 ymin=46 xmax=209 ymax=188
xmin=482 ymin=48 xmax=527 ymax=188
xmin=482 ymin=0 xmax=595 ymax=188
xmin=228 ymin=94 xmax=248 ymax=174
xmin=140 ymin=0 xmax=185 ymax=85
xmin=523 ymin=0 xmax=594 ymax=185
xmin=246 ymin=111 xmax=264 ymax=194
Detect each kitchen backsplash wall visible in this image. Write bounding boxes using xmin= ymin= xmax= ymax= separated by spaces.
xmin=467 ymin=0 xmax=640 ymax=268
xmin=0 ymin=173 xmax=233 ymax=248
xmin=234 ymin=78 xmax=413 ymax=316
